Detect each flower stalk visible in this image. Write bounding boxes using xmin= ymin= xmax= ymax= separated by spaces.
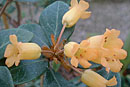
xmin=54 ymin=23 xmax=66 ymax=50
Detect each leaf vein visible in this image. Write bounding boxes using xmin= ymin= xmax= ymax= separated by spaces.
xmin=54 ymin=2 xmax=59 ymax=38
xmin=50 ymin=69 xmax=61 ymax=87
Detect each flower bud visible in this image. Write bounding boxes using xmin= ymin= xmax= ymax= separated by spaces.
xmin=81 ymin=70 xmax=117 ymax=87
xmin=62 ymin=0 xmax=91 ymax=28
xmin=64 ymin=42 xmax=77 ymax=58
xmin=18 ymin=43 xmax=41 ymax=60
xmin=4 ymin=34 xmax=41 ymax=67
xmin=62 ymin=6 xmax=82 ymax=28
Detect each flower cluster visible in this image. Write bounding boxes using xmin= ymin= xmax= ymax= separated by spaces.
xmin=2 ymin=0 xmax=127 ymax=86
xmin=62 ymin=1 xmax=127 ymax=86
xmin=4 ymin=35 xmax=41 ymax=67
xmin=64 ymin=29 xmax=127 ymax=73
xmin=64 ymin=29 xmax=127 ymax=86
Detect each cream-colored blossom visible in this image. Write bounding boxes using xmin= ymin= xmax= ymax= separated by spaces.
xmin=62 ymin=0 xmax=91 ymax=27
xmin=81 ymin=70 xmax=117 ymax=87
xmin=87 ymin=29 xmax=127 ymax=72
xmin=64 ymin=40 xmax=97 ymax=68
xmin=4 ymin=35 xmax=41 ymax=67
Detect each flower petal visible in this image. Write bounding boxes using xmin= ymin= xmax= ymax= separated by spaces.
xmin=112 ymin=49 xmax=127 ymax=60
xmin=71 ymin=0 xmax=78 ymax=8
xmin=80 ymin=40 xmax=89 ymax=48
xmin=79 ymin=0 xmax=89 ymax=11
xmin=64 ymin=42 xmax=78 ymax=58
xmin=4 ymin=44 xmax=17 ymax=57
xmin=101 ymin=58 xmax=110 ymax=73
xmin=72 ymin=43 xmax=80 ymax=55
xmin=79 ymin=58 xmax=91 ymax=68
xmin=106 ymin=76 xmax=117 ymax=86
xmin=81 ymin=70 xmax=108 ymax=87
xmin=108 ymin=59 xmax=123 ymax=72
xmin=87 ymin=35 xmax=103 ymax=48
xmin=5 ymin=57 xmax=15 ymax=67
xmin=84 ymin=48 xmax=98 ymax=60
xmin=103 ymin=29 xmax=123 ymax=49
xmin=80 ymin=11 xmax=91 ymax=19
xmin=9 ymin=34 xmax=18 ymax=45
xmin=15 ymin=59 xmax=20 ymax=66
xmin=71 ymin=56 xmax=79 ymax=67
xmin=18 ymin=43 xmax=41 ymax=60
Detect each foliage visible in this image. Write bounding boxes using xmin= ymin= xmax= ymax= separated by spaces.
xmin=43 ymin=68 xmax=76 ymax=87
xmin=120 ymin=31 xmax=130 ymax=87
xmin=0 ymin=66 xmax=14 ymax=87
xmin=0 ymin=1 xmax=75 ymax=86
xmin=0 ymin=0 xmax=128 ymax=87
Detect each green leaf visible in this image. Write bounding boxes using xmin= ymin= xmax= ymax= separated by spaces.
xmin=7 ymin=5 xmax=16 ymax=14
xmin=122 ymin=31 xmax=130 ymax=64
xmin=9 ymin=58 xmax=48 ymax=84
xmin=18 ymin=24 xmax=50 ymax=47
xmin=0 ymin=29 xmax=33 ymax=59
xmin=126 ymin=75 xmax=130 ymax=86
xmin=39 ymin=1 xmax=75 ymax=46
xmin=121 ymin=31 xmax=130 ymax=75
xmin=38 ymin=0 xmax=70 ymax=7
xmin=43 ymin=68 xmax=76 ymax=87
xmin=15 ymin=0 xmax=40 ymax=2
xmin=0 ymin=0 xmax=6 ymax=6
xmin=0 ymin=66 xmax=14 ymax=87
xmin=52 ymin=61 xmax=61 ymax=72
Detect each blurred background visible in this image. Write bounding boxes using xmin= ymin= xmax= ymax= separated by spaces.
xmin=0 ymin=0 xmax=130 ymax=87
xmin=72 ymin=0 xmax=130 ymax=42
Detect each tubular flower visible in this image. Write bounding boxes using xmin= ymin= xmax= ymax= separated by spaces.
xmin=62 ymin=0 xmax=91 ymax=28
xmin=4 ymin=35 xmax=41 ymax=67
xmin=64 ymin=40 xmax=98 ymax=68
xmin=81 ymin=70 xmax=117 ymax=87
xmin=87 ymin=29 xmax=127 ymax=72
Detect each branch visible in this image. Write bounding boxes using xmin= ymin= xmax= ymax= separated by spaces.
xmin=0 ymin=0 xmax=13 ymax=17
xmin=4 ymin=12 xmax=18 ymax=28
xmin=62 ymin=57 xmax=83 ymax=75
xmin=15 ymin=1 xmax=21 ymax=26
xmin=2 ymin=14 xmax=9 ymax=29
xmin=68 ymin=64 xmax=83 ymax=74
xmin=40 ymin=75 xmax=44 ymax=87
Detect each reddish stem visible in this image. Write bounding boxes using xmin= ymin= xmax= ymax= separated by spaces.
xmin=54 ymin=23 xmax=66 ymax=50
xmin=15 ymin=1 xmax=21 ymax=26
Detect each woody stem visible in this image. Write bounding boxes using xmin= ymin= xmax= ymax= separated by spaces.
xmin=54 ymin=23 xmax=66 ymax=50
xmin=55 ymin=49 xmax=64 ymax=55
xmin=68 ymin=64 xmax=83 ymax=74
xmin=42 ymin=50 xmax=54 ymax=54
xmin=64 ymin=58 xmax=83 ymax=74
xmin=0 ymin=0 xmax=13 ymax=17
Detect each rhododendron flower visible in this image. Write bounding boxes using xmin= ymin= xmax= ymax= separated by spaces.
xmin=62 ymin=0 xmax=91 ymax=28
xmin=87 ymin=29 xmax=127 ymax=72
xmin=64 ymin=40 xmax=97 ymax=68
xmin=4 ymin=35 xmax=41 ymax=67
xmin=81 ymin=70 xmax=117 ymax=87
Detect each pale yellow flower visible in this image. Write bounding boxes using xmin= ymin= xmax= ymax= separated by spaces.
xmin=87 ymin=29 xmax=127 ymax=72
xmin=81 ymin=70 xmax=117 ymax=87
xmin=64 ymin=40 xmax=97 ymax=68
xmin=62 ymin=0 xmax=91 ymax=27
xmin=4 ymin=35 xmax=41 ymax=67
